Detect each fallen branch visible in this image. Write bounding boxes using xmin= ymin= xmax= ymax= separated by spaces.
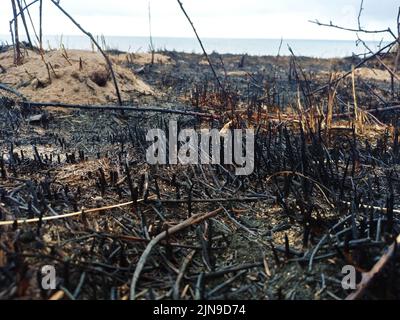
xmin=19 ymin=100 xmax=218 ymax=119
xmin=333 ymin=105 xmax=400 ymax=118
xmin=10 ymin=0 xmax=23 ymax=65
xmin=9 ymin=0 xmax=40 ymax=24
xmin=346 ymin=234 xmax=400 ymax=300
xmin=0 ymin=83 xmax=25 ymax=98
xmin=309 ymin=19 xmax=397 ymax=40
xmin=173 ymin=250 xmax=196 ymax=299
xmin=341 ymin=201 xmax=400 ymax=215
xmin=149 ymin=196 xmax=271 ymax=204
xmin=101 ymin=234 xmax=201 ymax=250
xmin=0 ymin=197 xmax=153 ymax=227
xmin=16 ymin=0 xmax=33 ymax=49
xmin=130 ymin=207 xmax=223 ymax=300
xmin=0 ymin=195 xmax=262 ymax=227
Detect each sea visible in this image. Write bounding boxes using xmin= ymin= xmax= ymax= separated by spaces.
xmin=0 ymin=35 xmax=389 ymax=59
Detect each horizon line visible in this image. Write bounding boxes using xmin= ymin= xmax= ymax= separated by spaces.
xmin=0 ymin=34 xmax=390 ymax=43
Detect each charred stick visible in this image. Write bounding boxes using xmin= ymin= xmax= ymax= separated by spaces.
xmin=130 ymin=207 xmax=223 ymax=299
xmin=50 ymin=0 xmax=122 ymax=105
xmin=19 ymin=100 xmax=217 ymax=119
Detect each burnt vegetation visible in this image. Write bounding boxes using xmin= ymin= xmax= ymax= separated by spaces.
xmin=0 ymin=0 xmax=400 ymax=300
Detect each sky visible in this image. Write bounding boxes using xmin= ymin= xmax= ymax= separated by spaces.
xmin=0 ymin=0 xmax=398 ymax=41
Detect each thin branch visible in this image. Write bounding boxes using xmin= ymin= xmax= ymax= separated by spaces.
xmin=148 ymin=0 xmax=155 ymax=65
xmin=357 ymin=0 xmax=364 ymax=30
xmin=176 ymin=0 xmax=224 ymax=93
xmin=16 ymin=0 xmax=33 ymax=48
xmin=346 ymin=234 xmax=400 ymax=300
xmin=0 ymin=198 xmax=151 ymax=227
xmin=0 ymin=83 xmax=25 ymax=98
xmin=19 ymin=100 xmax=218 ymax=119
xmin=309 ymin=20 xmax=397 ymax=41
xmin=395 ymin=7 xmax=400 ymax=72
xmin=10 ymin=0 xmax=22 ymax=65
xmin=39 ymin=0 xmax=42 ymax=51
xmin=49 ymin=0 xmax=123 ymax=106
xmin=130 ymin=207 xmax=223 ymax=300
xmin=173 ymin=250 xmax=196 ymax=299
xmin=9 ymin=0 xmax=40 ymax=23
xmin=334 ymin=104 xmax=400 ymax=118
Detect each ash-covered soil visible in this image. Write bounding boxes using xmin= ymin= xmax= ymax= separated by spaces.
xmin=0 ymin=47 xmax=400 ymax=300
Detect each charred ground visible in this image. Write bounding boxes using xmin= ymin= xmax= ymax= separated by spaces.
xmin=1 ymin=45 xmax=400 ymax=300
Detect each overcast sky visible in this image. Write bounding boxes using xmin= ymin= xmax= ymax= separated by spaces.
xmin=0 ymin=0 xmax=398 ymax=40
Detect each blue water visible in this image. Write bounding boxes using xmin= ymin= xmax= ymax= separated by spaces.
xmin=0 ymin=34 xmax=388 ymax=58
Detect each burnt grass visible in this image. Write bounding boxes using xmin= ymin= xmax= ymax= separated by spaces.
xmin=1 ymin=50 xmax=400 ymax=300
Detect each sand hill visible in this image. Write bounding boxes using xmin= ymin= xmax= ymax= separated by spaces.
xmin=0 ymin=49 xmax=172 ymax=104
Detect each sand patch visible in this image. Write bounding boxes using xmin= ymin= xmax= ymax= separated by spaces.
xmin=0 ymin=49 xmax=159 ymax=104
xmin=354 ymin=67 xmax=395 ymax=82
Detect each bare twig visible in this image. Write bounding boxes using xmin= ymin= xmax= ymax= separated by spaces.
xmin=0 ymin=83 xmax=25 ymax=98
xmin=0 ymin=197 xmax=155 ymax=227
xmin=19 ymin=100 xmax=217 ymax=118
xmin=395 ymin=7 xmax=400 ymax=72
xmin=39 ymin=0 xmax=42 ymax=51
xmin=346 ymin=234 xmax=400 ymax=300
xmin=16 ymin=0 xmax=33 ymax=48
xmin=9 ymin=0 xmax=40 ymax=22
xmin=358 ymin=0 xmax=364 ymax=30
xmin=333 ymin=104 xmax=400 ymax=118
xmin=309 ymin=20 xmax=397 ymax=40
xmin=148 ymin=1 xmax=155 ymax=65
xmin=130 ymin=207 xmax=223 ymax=300
xmin=10 ymin=0 xmax=23 ymax=65
xmin=173 ymin=250 xmax=196 ymax=299
xmin=176 ymin=0 xmax=224 ymax=93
